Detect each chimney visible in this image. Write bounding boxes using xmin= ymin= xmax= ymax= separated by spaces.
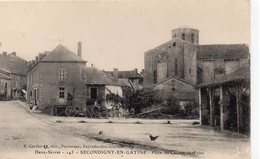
xmin=134 ymin=68 xmax=138 ymax=75
xmin=11 ymin=52 xmax=16 ymax=56
xmin=32 ymin=60 xmax=36 ymax=66
xmin=39 ymin=53 xmax=46 ymax=61
xmin=113 ymin=68 xmax=118 ymax=82
xmin=3 ymin=52 xmax=7 ymax=57
xmin=28 ymin=61 xmax=32 ymax=68
xmin=77 ymin=41 xmax=82 ymax=58
xmin=141 ymin=69 xmax=144 ymax=75
xmin=35 ymin=56 xmax=39 ymax=63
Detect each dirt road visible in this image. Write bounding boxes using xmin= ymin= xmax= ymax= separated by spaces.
xmin=0 ymin=101 xmax=144 ymax=159
xmin=0 ymin=101 xmax=250 ymax=159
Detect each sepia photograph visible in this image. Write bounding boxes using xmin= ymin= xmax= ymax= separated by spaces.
xmin=0 ymin=0 xmax=255 ymax=159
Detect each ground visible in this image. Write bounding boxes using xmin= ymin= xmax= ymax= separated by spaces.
xmin=0 ymin=101 xmax=250 ymax=159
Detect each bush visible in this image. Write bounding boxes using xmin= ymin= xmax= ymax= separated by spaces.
xmin=126 ymin=88 xmax=161 ymax=114
xmin=161 ymin=97 xmax=199 ymax=119
xmin=162 ymin=97 xmax=181 ymax=115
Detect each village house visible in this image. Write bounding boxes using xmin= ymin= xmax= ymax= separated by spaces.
xmin=27 ymin=42 xmax=87 ymax=114
xmin=27 ymin=42 xmax=128 ymax=115
xmin=81 ymin=66 xmax=126 ymax=108
xmin=0 ymin=51 xmax=28 ymax=99
xmin=0 ymin=68 xmax=11 ymax=100
xmin=105 ymin=68 xmax=143 ymax=91
xmin=144 ymin=28 xmax=249 ymax=108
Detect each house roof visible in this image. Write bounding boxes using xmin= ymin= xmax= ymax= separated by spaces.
xmin=41 ymin=44 xmax=86 ymax=62
xmin=0 ymin=54 xmax=28 ymax=75
xmin=118 ymin=78 xmax=131 ymax=87
xmin=196 ymin=67 xmax=250 ymax=88
xmin=118 ymin=71 xmax=143 ymax=79
xmin=198 ymin=44 xmax=249 ymax=59
xmin=105 ymin=70 xmax=143 ymax=79
xmin=81 ymin=67 xmax=124 ymax=86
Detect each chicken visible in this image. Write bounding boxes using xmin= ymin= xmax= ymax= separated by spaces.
xmin=149 ymin=134 xmax=159 ymax=142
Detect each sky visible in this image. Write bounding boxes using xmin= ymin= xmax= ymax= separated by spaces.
xmin=0 ymin=0 xmax=250 ymax=71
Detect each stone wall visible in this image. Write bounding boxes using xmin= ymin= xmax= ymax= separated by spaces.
xmin=197 ymin=57 xmax=249 ymax=83
xmin=183 ymin=43 xmax=198 ymax=85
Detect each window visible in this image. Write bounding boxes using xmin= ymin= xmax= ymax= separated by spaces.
xmin=59 ymin=68 xmax=66 ymax=82
xmin=59 ymin=87 xmax=65 ymax=99
xmin=224 ymin=59 xmax=239 ymax=75
xmin=189 ymin=68 xmax=192 ymax=74
xmin=191 ymin=34 xmax=194 ymax=43
xmin=175 ymin=59 xmax=178 ymax=76
xmin=173 ymin=42 xmax=176 ymax=46
xmin=90 ymin=87 xmax=98 ymax=100
xmin=31 ymin=74 xmax=33 ymax=84
xmin=174 ymin=34 xmax=177 ymax=38
xmin=171 ymin=79 xmax=176 ymax=91
xmin=4 ymin=83 xmax=7 ymax=94
xmin=182 ymin=34 xmax=185 ymax=40
xmin=153 ymin=70 xmax=157 ymax=84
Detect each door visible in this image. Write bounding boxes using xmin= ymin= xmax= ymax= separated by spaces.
xmin=58 ymin=87 xmax=66 ymax=105
xmin=33 ymin=88 xmax=38 ymax=105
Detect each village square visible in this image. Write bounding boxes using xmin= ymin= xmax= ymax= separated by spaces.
xmin=0 ymin=1 xmax=252 ymax=159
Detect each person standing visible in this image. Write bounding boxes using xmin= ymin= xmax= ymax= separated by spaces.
xmin=67 ymin=93 xmax=73 ymax=106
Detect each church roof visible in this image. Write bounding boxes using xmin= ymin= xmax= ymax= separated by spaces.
xmin=41 ymin=44 xmax=85 ymax=62
xmin=198 ymin=44 xmax=249 ymax=59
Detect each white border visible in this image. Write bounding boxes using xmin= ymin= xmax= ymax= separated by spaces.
xmin=251 ymin=0 xmax=259 ymax=159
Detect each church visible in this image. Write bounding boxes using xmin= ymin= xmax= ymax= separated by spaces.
xmin=144 ymin=28 xmax=249 ymax=107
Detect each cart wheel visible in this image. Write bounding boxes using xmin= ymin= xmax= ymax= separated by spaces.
xmin=85 ymin=108 xmax=93 ymax=118
xmin=65 ymin=106 xmax=77 ymax=117
xmin=93 ymin=112 xmax=101 ymax=118
xmin=101 ymin=110 xmax=109 ymax=119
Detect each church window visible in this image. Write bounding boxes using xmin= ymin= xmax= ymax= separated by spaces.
xmin=175 ymin=59 xmax=178 ymax=76
xmin=191 ymin=34 xmax=194 ymax=43
xmin=153 ymin=70 xmax=157 ymax=84
xmin=182 ymin=34 xmax=185 ymax=40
